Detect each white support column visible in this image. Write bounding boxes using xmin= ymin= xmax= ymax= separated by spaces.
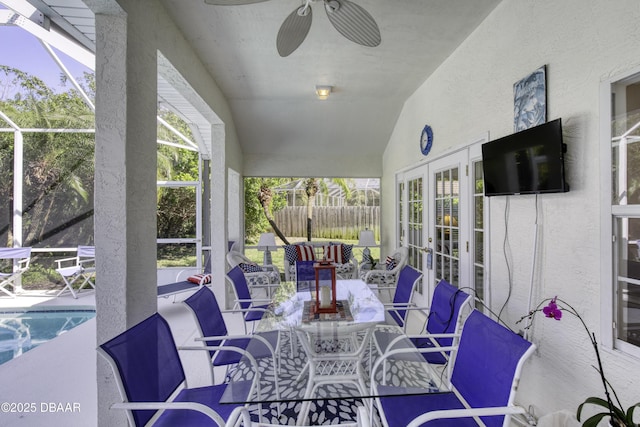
xmin=13 ymin=130 xmax=23 ymax=292
xmin=12 ymin=131 xmax=22 ymax=243
xmin=210 ymin=123 xmax=228 ymax=306
xmin=93 ymin=8 xmax=158 ymax=427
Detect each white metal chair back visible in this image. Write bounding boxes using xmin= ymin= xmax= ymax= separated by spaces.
xmin=0 ymin=247 xmax=32 ymax=298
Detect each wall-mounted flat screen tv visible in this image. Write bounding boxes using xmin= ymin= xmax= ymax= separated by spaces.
xmin=481 ymin=118 xmax=569 ymax=196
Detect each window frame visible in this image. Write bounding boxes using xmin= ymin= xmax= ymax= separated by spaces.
xmin=600 ymin=66 xmax=640 ymax=358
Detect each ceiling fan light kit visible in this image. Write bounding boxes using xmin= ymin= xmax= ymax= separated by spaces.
xmin=205 ymin=0 xmax=381 ymax=57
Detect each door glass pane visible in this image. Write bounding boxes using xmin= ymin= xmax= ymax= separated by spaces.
xmin=474 ymin=160 xmax=486 ymax=308
xmin=407 ymin=177 xmax=424 ymax=294
xmin=434 ymin=166 xmax=459 ymax=286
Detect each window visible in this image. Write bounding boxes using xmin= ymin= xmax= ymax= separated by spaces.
xmin=608 ymin=71 xmax=640 ymax=356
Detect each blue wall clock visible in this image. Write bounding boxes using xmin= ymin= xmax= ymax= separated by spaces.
xmin=420 ymin=125 xmax=433 ymax=156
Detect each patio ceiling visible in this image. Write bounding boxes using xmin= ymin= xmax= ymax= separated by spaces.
xmin=16 ymin=0 xmax=503 ymax=168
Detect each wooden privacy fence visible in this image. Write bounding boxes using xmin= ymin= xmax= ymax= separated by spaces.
xmin=274 ymin=206 xmax=380 ymax=240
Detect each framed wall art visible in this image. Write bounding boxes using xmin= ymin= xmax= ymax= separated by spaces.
xmin=513 ymin=65 xmax=547 ymax=131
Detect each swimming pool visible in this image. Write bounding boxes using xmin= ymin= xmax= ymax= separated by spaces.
xmin=0 ymin=306 xmax=96 ymax=366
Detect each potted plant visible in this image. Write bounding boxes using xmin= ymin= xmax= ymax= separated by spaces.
xmin=518 ymin=297 xmax=639 ymax=427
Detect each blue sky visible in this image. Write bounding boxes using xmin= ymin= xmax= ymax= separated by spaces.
xmin=0 ymin=25 xmax=93 ymax=93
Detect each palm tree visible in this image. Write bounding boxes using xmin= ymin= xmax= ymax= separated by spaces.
xmin=258 ymin=182 xmax=290 ymax=245
xmin=303 ymin=178 xmax=350 ymax=241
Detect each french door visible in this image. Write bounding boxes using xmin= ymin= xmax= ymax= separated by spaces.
xmin=427 ymin=151 xmax=468 ymax=292
xmin=396 ymin=141 xmax=488 ymax=308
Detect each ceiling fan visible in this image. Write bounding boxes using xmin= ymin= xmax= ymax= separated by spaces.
xmin=204 ymin=0 xmax=381 ymax=57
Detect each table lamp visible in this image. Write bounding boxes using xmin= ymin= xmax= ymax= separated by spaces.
xmin=358 ymin=229 xmax=377 ymax=263
xmin=257 ymin=232 xmax=278 ymax=265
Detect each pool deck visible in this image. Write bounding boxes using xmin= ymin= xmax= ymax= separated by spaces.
xmin=0 ymin=289 xmax=223 ymax=427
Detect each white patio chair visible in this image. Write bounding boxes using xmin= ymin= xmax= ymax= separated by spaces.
xmin=294 ymin=321 xmax=376 ymax=425
xmin=359 ymin=246 xmax=408 ymax=300
xmin=226 ymin=250 xmax=280 ymax=297
xmin=0 ymin=247 xmax=32 ymax=298
xmin=55 ymin=245 xmax=95 ymax=298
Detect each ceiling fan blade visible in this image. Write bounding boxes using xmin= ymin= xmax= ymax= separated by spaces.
xmin=204 ymin=0 xmax=270 ymax=5
xmin=276 ymin=5 xmax=313 ymax=57
xmin=324 ymin=0 xmax=381 ymax=47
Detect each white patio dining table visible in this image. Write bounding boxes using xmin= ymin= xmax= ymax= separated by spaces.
xmin=219 ymin=279 xmax=449 ymax=409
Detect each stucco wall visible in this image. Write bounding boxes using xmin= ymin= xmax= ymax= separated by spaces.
xmin=382 ymin=0 xmax=640 ymax=420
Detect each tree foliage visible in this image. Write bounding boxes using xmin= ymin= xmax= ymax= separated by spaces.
xmin=0 ymin=66 xmax=95 ymax=248
xmin=244 ymin=177 xmax=288 ymax=244
xmin=0 ymin=67 xmax=201 ymax=253
xmin=156 ymin=107 xmax=199 ymax=241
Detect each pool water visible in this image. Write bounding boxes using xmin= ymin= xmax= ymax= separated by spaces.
xmin=0 ymin=307 xmax=96 ymax=366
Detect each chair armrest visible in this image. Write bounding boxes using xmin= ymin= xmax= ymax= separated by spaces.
xmin=363 ymin=268 xmax=395 ymax=281
xmin=244 ymin=271 xmax=271 ymax=281
xmin=55 ymin=256 xmax=79 ymax=269
xmin=385 ymin=332 xmax=461 ymax=352
xmin=78 ymin=258 xmax=95 ymax=267
xmin=261 ymin=264 xmax=280 ymax=275
xmin=383 ymin=302 xmax=419 ymax=309
xmin=406 ymin=406 xmax=527 ymax=427
xmin=179 ymin=345 xmax=262 ymax=379
xmin=111 ymin=401 xmax=226 ymax=425
xmin=371 ymin=344 xmax=458 ymax=380
xmin=194 ymin=333 xmax=278 ymax=356
xmin=235 ymin=297 xmax=271 ymax=304
xmin=223 ymin=307 xmax=270 ymax=315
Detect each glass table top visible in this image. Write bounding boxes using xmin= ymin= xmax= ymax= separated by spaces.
xmin=220 ymin=280 xmax=449 ymax=406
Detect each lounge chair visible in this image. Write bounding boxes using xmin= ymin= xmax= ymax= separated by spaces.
xmin=0 ymin=247 xmax=31 ymax=298
xmin=55 ymin=245 xmax=96 ymax=298
xmin=157 ymin=256 xmax=211 ymax=301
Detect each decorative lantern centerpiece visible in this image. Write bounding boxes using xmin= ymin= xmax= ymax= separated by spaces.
xmin=313 ymin=261 xmax=337 ymax=314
